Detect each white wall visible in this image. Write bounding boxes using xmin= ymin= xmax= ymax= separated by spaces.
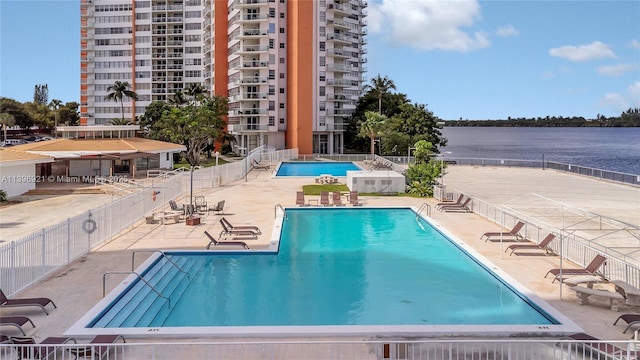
xmin=0 ymin=164 xmax=38 ymax=197
xmin=346 ymin=170 xmax=406 ymax=194
xmin=159 ymin=152 xmax=174 ymax=169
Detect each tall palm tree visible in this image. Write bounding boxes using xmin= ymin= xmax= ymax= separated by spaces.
xmin=185 ymin=83 xmax=206 ymax=103
xmin=170 ymin=90 xmax=187 ymax=106
xmin=0 ymin=112 xmax=16 ymax=143
xmin=106 ymin=81 xmax=138 ymax=121
xmin=366 ymin=74 xmax=396 ymax=114
xmin=48 ymin=99 xmax=62 ymax=136
xmin=357 ymin=111 xmax=387 ymax=155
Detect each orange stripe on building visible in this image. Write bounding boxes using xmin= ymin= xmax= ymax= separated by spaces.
xmin=286 ymin=0 xmax=314 ymax=154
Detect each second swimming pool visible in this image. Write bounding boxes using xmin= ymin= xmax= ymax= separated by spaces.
xmin=69 ymin=208 xmax=580 ymax=336
xmin=275 ymin=161 xmax=361 ymax=176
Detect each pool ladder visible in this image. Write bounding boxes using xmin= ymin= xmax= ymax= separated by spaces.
xmin=131 ymin=250 xmax=190 ymax=280
xmin=274 ymin=204 xmax=286 ymax=219
xmin=102 ymin=271 xmax=171 ymax=308
xmin=417 ymin=202 xmax=431 ymax=218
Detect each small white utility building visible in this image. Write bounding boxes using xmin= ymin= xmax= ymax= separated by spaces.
xmin=346 ymin=170 xmax=406 ymax=194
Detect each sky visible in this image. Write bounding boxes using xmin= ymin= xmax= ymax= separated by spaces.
xmin=0 ymin=0 xmax=639 ymax=121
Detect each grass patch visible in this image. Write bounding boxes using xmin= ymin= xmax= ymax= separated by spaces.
xmin=174 ymin=157 xmax=229 ymax=169
xmin=302 ymin=184 xmax=349 ymax=195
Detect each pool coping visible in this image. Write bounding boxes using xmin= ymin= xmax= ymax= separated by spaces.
xmin=65 ymin=206 xmax=583 ymax=339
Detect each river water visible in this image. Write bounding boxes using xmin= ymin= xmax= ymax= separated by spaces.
xmin=440 ymin=127 xmax=640 ymax=175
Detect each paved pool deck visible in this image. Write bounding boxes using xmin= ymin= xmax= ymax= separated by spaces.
xmin=1 ymin=164 xmax=639 ymax=343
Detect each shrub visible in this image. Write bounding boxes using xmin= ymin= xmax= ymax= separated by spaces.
xmin=0 ymin=189 xmax=7 ymax=202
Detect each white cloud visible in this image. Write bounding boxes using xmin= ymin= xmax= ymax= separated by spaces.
xmin=599 ymin=81 xmax=640 ymax=111
xmin=629 ymin=39 xmax=640 ymax=50
xmin=597 ymin=63 xmax=639 ymax=76
xmin=495 ymin=25 xmax=519 ymax=37
xmin=367 ymin=0 xmax=490 ymax=52
xmin=549 ymin=41 xmax=616 ymax=62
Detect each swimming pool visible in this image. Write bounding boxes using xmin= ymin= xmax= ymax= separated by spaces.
xmin=68 ymin=208 xmax=581 ymax=337
xmin=275 ymin=161 xmax=361 ymax=176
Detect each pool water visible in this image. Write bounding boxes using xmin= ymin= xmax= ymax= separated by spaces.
xmin=87 ymin=208 xmax=558 ymax=328
xmin=275 ymin=161 xmax=361 ymax=176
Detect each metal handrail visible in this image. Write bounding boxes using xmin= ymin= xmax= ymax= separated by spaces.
xmin=274 ymin=204 xmax=285 ymax=218
xmin=417 ymin=202 xmax=431 ymax=218
xmin=102 ymin=271 xmax=171 ymax=308
xmin=131 ymin=250 xmax=190 ymax=280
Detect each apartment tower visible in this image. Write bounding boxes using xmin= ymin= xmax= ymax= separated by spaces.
xmin=81 ymin=0 xmax=367 ymax=154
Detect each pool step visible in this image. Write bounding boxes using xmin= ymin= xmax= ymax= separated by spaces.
xmin=93 ymin=256 xmax=204 ymax=328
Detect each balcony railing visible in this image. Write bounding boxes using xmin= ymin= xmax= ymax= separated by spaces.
xmin=228 ymin=123 xmax=272 ymax=132
xmin=229 ymin=108 xmax=268 ymax=116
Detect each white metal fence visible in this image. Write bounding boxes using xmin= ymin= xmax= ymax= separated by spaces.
xmin=0 ymin=147 xmax=298 ymax=297
xmin=1 ymin=338 xmax=639 ymax=360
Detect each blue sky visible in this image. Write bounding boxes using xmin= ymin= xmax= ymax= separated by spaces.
xmin=1 ymin=0 xmax=638 ymax=120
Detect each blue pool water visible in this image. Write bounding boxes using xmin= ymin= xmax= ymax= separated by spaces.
xmin=87 ymin=208 xmax=559 ymax=329
xmin=275 ymin=161 xmax=361 ymax=176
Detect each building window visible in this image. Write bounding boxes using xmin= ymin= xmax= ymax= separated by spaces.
xmin=319 ymin=86 xmax=325 ymax=96
xmin=279 ymin=72 xmax=285 ymax=79
xmin=269 ymin=116 xmax=275 ymax=126
xmin=319 ymin=101 xmax=326 ymax=111
xmin=269 ymin=101 xmax=275 ymax=110
xmin=279 ymin=27 xmax=285 ymax=34
xmin=269 ymin=23 xmax=275 ymax=33
xmin=279 ymin=57 xmax=285 ymax=64
xmin=269 ymin=39 xmax=275 ymax=49
xmin=319 ymin=116 xmax=326 ymax=126
xmin=319 ymin=71 xmax=326 ymax=81
xmin=319 ymin=56 xmax=325 ymax=66
xmin=279 ymin=12 xmax=285 ymax=18
xmin=269 ymin=70 xmax=275 ymax=80
xmin=279 ymin=103 xmax=285 ymax=109
xmin=319 ymin=41 xmax=325 ymax=51
xmin=279 ymin=43 xmax=285 ymax=49
xmin=269 ymin=85 xmax=275 ymax=95
xmin=279 ymin=88 xmax=284 ymax=94
xmin=319 ymin=26 xmax=325 ymax=37
xmin=269 ymin=8 xmax=275 ymax=17
xmin=280 ymin=118 xmax=285 ymax=123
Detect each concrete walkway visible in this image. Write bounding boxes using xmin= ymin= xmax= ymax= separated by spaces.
xmin=1 ymin=165 xmax=640 ymax=344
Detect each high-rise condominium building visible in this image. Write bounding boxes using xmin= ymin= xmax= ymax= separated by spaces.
xmin=81 ymin=0 xmax=367 ymax=154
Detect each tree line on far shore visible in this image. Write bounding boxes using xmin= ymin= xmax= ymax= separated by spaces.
xmin=444 ymin=108 xmax=640 ymax=127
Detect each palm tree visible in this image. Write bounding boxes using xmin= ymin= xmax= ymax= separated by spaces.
xmin=106 ymin=81 xmax=138 ymax=121
xmin=0 ymin=112 xmax=16 ymax=143
xmin=366 ymin=74 xmax=397 ymax=114
xmin=185 ymin=83 xmax=206 ymax=103
xmin=357 ymin=111 xmax=387 ymax=155
xmin=170 ymin=90 xmax=187 ymax=106
xmin=48 ymin=99 xmax=62 ymax=137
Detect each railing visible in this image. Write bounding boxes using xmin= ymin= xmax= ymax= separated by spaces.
xmin=417 ymin=203 xmax=431 ymax=218
xmin=131 ymin=250 xmax=190 ymax=280
xmin=274 ymin=204 xmax=284 ymax=218
xmin=1 ymin=338 xmax=639 ymax=359
xmin=546 ymin=161 xmax=639 ymax=186
xmin=103 ymin=271 xmax=170 ymax=308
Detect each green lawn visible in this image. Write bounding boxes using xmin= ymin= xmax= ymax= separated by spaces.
xmin=173 ymin=157 xmax=229 ymax=169
xmin=302 ymin=184 xmax=350 ymax=195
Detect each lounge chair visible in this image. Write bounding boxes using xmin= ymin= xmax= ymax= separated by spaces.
xmin=221 ymin=217 xmax=261 ymax=234
xmin=332 ymin=191 xmax=344 ymax=206
xmin=1 ymin=289 xmax=57 ymax=315
xmin=614 ymin=313 xmax=640 ymax=333
xmin=0 ymin=316 xmax=35 ymax=336
xmin=204 ymin=231 xmax=250 ymax=249
xmin=70 ymin=334 xmax=126 ymax=360
xmin=252 ymin=159 xmax=270 ymax=170
xmin=438 ymin=197 xmax=472 ymax=213
xmin=219 ymin=218 xmax=258 ymax=239
xmin=545 ymin=254 xmax=606 ymax=282
xmin=10 ymin=336 xmax=77 ymax=360
xmin=320 ymin=191 xmax=330 ymax=206
xmin=481 ymin=221 xmax=525 ymax=241
xmin=208 ymin=200 xmax=225 ymax=215
xmin=296 ymin=191 xmax=308 ymax=207
xmin=435 ymin=194 xmax=464 ymax=209
xmin=168 ymin=200 xmax=186 ymax=216
xmin=348 ymin=191 xmax=363 ymax=206
xmin=505 ymin=234 xmax=556 ymax=256
xmin=567 ymin=333 xmax=639 ymax=358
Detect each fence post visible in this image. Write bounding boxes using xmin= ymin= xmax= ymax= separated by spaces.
xmin=41 ymin=228 xmax=46 ymax=276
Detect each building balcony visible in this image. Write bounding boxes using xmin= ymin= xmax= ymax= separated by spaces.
xmin=327 ymin=33 xmax=353 ymax=43
xmin=238 ymin=13 xmax=268 ymax=22
xmin=326 ymin=79 xmax=357 ymax=87
xmin=233 ymin=0 xmax=269 ymax=7
xmin=237 ymin=45 xmax=269 ymax=54
xmin=229 ymin=92 xmax=269 ymax=101
xmin=231 ymin=76 xmax=268 ymax=84
xmin=327 ymin=93 xmax=354 ymax=101
xmin=327 ymin=3 xmax=350 ymax=15
xmin=229 ymin=108 xmax=268 ymax=116
xmin=327 ymin=63 xmax=354 ymax=72
xmin=325 ymin=123 xmax=347 ymax=131
xmin=227 ymin=123 xmax=273 ymax=132
xmin=238 ymin=28 xmax=268 ymax=38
